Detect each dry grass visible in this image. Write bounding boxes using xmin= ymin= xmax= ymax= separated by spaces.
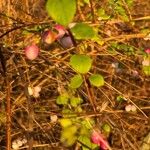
xmin=0 ymin=0 xmax=150 ymax=150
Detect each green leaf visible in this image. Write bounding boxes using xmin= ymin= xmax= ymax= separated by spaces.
xmin=102 ymin=123 xmax=111 ymax=133
xmin=70 ymin=74 xmax=83 ymax=89
xmin=70 ymin=97 xmax=83 ymax=107
xmin=59 ymin=118 xmax=72 ymax=128
xmin=116 ymin=95 xmax=125 ymax=102
xmin=56 ymin=93 xmax=69 ymax=105
xmin=92 ymin=36 xmax=104 ymax=46
xmin=115 ymin=5 xmax=126 ymax=15
xmin=89 ymin=74 xmax=104 ymax=87
xmin=143 ymin=66 xmax=150 ymax=76
xmin=115 ymin=5 xmax=129 ymax=21
xmin=82 ymin=146 xmax=89 ymax=150
xmin=46 ymin=0 xmax=76 ymax=26
xmin=126 ymin=0 xmax=134 ymax=7
xmin=62 ymin=109 xmax=77 ymax=118
xmin=61 ymin=125 xmax=78 ymax=138
xmin=70 ymin=54 xmax=92 ymax=74
xmin=109 ymin=43 xmax=135 ymax=55
xmin=75 ymin=106 xmax=83 ymax=112
xmin=81 ymin=118 xmax=95 ymax=129
xmin=66 ymin=135 xmax=77 ymax=146
xmin=78 ymin=135 xmax=98 ymax=149
xmin=80 ymin=126 xmax=89 ymax=135
xmin=61 ymin=125 xmax=78 ymax=146
xmin=84 ymin=0 xmax=90 ymax=4
xmin=97 ymin=8 xmax=110 ymax=20
xmin=71 ymin=23 xmax=96 ymax=39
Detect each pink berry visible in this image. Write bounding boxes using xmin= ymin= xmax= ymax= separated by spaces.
xmin=91 ymin=130 xmax=109 ymax=150
xmin=42 ymin=30 xmax=56 ymax=44
xmin=132 ymin=70 xmax=139 ymax=77
xmin=91 ymin=131 xmax=101 ymax=146
xmin=145 ymin=48 xmax=150 ymax=54
xmin=24 ymin=44 xmax=39 ymax=60
xmin=54 ymin=25 xmax=67 ymax=39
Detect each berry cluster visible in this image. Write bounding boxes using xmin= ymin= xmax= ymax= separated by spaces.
xmin=24 ymin=25 xmax=74 ymax=60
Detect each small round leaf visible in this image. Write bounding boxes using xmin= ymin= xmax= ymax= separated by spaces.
xmin=81 ymin=118 xmax=95 ymax=129
xmin=61 ymin=126 xmax=78 ymax=146
xmin=56 ymin=94 xmax=69 ymax=105
xmin=70 ymin=74 xmax=83 ymax=89
xmin=89 ymin=74 xmax=104 ymax=87
xmin=143 ymin=66 xmax=150 ymax=76
xmin=70 ymin=54 xmax=92 ymax=74
xmin=102 ymin=123 xmax=111 ymax=133
xmin=78 ymin=135 xmax=98 ymax=149
xmin=71 ymin=23 xmax=96 ymax=39
xmin=70 ymin=97 xmax=83 ymax=107
xmin=59 ymin=118 xmax=72 ymax=128
xmin=46 ymin=0 xmax=76 ymax=26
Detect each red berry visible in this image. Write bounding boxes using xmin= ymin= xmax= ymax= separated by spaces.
xmin=42 ymin=30 xmax=56 ymax=44
xmin=54 ymin=25 xmax=67 ymax=39
xmin=145 ymin=48 xmax=150 ymax=54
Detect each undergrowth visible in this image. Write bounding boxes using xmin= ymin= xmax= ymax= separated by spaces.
xmin=0 ymin=0 xmax=150 ymax=150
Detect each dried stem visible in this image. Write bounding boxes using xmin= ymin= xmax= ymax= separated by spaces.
xmin=89 ymin=0 xmax=95 ymax=23
xmin=25 ymin=84 xmax=34 ymax=150
xmin=13 ymin=57 xmax=34 ymax=150
xmin=83 ymin=75 xmax=96 ymax=112
xmin=0 ymin=45 xmax=11 ymax=150
xmin=77 ymin=0 xmax=85 ymax=21
xmin=6 ymin=78 xmax=11 ymax=150
xmin=104 ymin=33 xmax=147 ymax=42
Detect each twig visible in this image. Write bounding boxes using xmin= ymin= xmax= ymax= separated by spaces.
xmin=89 ymin=0 xmax=95 ymax=23
xmin=105 ymin=82 xmax=148 ymax=118
xmin=133 ymin=16 xmax=150 ymax=21
xmin=104 ymin=33 xmax=147 ymax=42
xmin=24 ymin=84 xmax=34 ymax=150
xmin=83 ymin=75 xmax=97 ymax=112
xmin=6 ymin=77 xmax=11 ymax=150
xmin=121 ymin=0 xmax=132 ymax=20
xmin=0 ymin=12 xmax=25 ymax=24
xmin=0 ymin=45 xmax=11 ymax=150
xmin=13 ymin=57 xmax=34 ymax=150
xmin=0 ymin=22 xmax=52 ymax=39
xmin=77 ymin=0 xmax=85 ymax=21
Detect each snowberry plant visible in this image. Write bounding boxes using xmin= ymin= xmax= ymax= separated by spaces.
xmin=45 ymin=0 xmax=108 ymax=149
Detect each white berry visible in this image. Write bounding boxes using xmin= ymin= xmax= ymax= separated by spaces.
xmin=12 ymin=143 xmax=19 ymax=149
xmin=50 ymin=115 xmax=58 ymax=123
xmin=131 ymin=105 xmax=137 ymax=112
xmin=125 ymin=105 xmax=132 ymax=112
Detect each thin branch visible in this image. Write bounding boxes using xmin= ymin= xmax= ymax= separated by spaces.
xmin=0 ymin=45 xmax=11 ymax=150
xmin=89 ymin=0 xmax=95 ymax=23
xmin=83 ymin=75 xmax=97 ymax=112
xmin=13 ymin=57 xmax=34 ymax=150
xmin=1 ymin=45 xmax=11 ymax=150
xmin=6 ymin=77 xmax=11 ymax=150
xmin=104 ymin=33 xmax=147 ymax=42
